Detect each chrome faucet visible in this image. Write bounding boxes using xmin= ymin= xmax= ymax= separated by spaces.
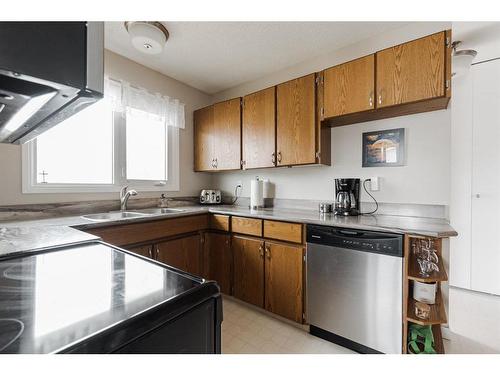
xmin=120 ymin=186 xmax=137 ymax=211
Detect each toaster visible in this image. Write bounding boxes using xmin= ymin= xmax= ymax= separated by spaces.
xmin=199 ymin=189 xmax=222 ymax=205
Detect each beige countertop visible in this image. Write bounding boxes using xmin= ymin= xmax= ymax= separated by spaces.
xmin=0 ymin=205 xmax=457 ymax=259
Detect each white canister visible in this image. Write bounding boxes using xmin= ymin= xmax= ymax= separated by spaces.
xmin=413 ymin=281 xmax=437 ymax=304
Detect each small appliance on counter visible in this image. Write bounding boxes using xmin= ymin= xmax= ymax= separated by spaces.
xmin=334 ymin=178 xmax=360 ymax=216
xmin=199 ymin=189 xmax=222 ymax=204
xmin=319 ymin=202 xmax=333 ymax=213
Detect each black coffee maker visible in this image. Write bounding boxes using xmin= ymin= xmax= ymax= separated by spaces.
xmin=334 ymin=178 xmax=360 ymax=216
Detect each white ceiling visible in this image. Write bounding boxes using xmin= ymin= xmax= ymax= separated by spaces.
xmin=105 ymin=22 xmax=407 ymax=95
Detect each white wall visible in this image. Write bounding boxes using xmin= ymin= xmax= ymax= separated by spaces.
xmin=212 ymin=22 xmax=452 ymax=206
xmin=0 ymin=50 xmax=213 ymax=206
xmin=214 ymin=109 xmax=450 ymax=205
xmin=448 ymin=22 xmax=500 ymax=352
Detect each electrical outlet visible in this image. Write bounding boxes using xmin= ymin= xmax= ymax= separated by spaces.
xmin=370 ymin=177 xmax=380 ymax=191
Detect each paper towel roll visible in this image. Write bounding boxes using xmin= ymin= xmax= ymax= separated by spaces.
xmin=250 ymin=178 xmax=264 ymax=208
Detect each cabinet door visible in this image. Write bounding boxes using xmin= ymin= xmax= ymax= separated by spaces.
xmin=376 ymin=32 xmax=445 ymax=108
xmin=156 ymin=234 xmax=202 ymax=276
xmin=194 ymin=105 xmax=215 ymax=171
xmin=213 ymin=98 xmax=241 ymax=170
xmin=242 ymin=87 xmax=276 ymax=169
xmin=265 ymin=242 xmax=304 ymax=323
xmin=324 ymin=55 xmax=375 ymax=117
xmin=128 ymin=245 xmax=153 ymax=258
xmin=206 ymin=232 xmax=232 ymax=294
xmin=471 ymin=59 xmax=500 ymax=295
xmin=232 ymin=236 xmax=265 ymax=308
xmin=277 ymin=74 xmax=316 ymax=166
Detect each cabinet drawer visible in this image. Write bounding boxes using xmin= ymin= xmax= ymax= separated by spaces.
xmin=210 ymin=214 xmax=230 ymax=231
xmin=231 ymin=216 xmax=262 ymax=237
xmin=263 ymin=220 xmax=303 ymax=244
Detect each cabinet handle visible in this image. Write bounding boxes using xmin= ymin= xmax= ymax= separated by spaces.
xmin=211 ymin=158 xmax=215 ymax=168
xmin=259 ymin=245 xmax=264 ymax=258
xmin=277 ymin=152 xmax=282 ymax=164
xmin=369 ymin=94 xmax=373 ymax=107
xmin=215 ymin=158 xmax=218 ymax=168
xmin=155 ymin=245 xmax=159 ymax=257
xmin=149 ymin=247 xmax=153 ymax=259
xmin=265 ymin=246 xmax=271 ymax=259
xmin=271 ymin=152 xmax=276 ymax=165
xmin=378 ymin=95 xmax=382 ymax=105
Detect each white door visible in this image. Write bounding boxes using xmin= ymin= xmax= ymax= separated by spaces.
xmin=471 ymin=59 xmax=500 ymax=295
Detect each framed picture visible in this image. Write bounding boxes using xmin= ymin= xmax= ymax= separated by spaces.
xmin=362 ymin=128 xmax=405 ymax=167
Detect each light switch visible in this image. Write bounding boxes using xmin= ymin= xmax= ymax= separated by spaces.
xmin=370 ymin=177 xmax=380 ymax=191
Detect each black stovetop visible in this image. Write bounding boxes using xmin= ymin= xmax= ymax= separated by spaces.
xmin=0 ymin=243 xmax=201 ymax=353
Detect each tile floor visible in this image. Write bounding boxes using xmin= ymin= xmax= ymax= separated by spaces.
xmin=221 ymin=296 xmax=356 ymax=354
xmin=222 ymin=296 xmax=494 ymax=354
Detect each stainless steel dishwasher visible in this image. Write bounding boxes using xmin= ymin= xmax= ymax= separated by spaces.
xmin=306 ymin=225 xmax=403 ymax=354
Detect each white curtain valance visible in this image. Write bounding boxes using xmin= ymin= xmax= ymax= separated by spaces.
xmin=104 ymin=77 xmax=185 ymax=129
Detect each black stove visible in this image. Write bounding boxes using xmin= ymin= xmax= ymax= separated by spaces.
xmin=0 ymin=242 xmax=222 ymax=354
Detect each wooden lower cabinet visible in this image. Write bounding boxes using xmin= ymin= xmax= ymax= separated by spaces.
xmin=265 ymin=242 xmax=304 ymax=323
xmin=156 ymin=234 xmax=202 ymax=277
xmin=127 ymin=244 xmax=153 ymax=258
xmin=233 ymin=236 xmax=265 ymax=308
xmin=205 ymin=232 xmax=232 ymax=295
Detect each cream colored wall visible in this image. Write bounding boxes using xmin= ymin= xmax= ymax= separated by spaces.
xmin=211 ymin=22 xmax=453 ymax=206
xmin=0 ymin=50 xmax=213 ymax=206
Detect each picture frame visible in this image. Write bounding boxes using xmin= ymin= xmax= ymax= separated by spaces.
xmin=362 ymin=128 xmax=405 ymax=167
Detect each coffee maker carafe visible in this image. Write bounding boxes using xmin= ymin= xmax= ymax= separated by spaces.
xmin=334 ymin=178 xmax=360 ymax=216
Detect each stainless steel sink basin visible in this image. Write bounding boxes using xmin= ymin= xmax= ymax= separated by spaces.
xmin=132 ymin=208 xmax=185 ymax=215
xmin=82 ymin=211 xmax=148 ymax=222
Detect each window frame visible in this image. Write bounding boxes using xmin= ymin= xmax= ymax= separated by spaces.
xmin=22 ymin=112 xmax=180 ymax=194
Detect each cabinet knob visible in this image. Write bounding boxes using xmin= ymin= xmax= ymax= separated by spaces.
xmin=378 ymin=95 xmax=382 ymax=105
xmin=475 ymin=193 xmax=481 ymax=198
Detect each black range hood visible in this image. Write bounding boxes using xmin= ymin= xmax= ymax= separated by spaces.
xmin=0 ymin=22 xmax=104 ymax=144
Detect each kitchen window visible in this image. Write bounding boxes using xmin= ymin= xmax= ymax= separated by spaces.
xmin=22 ymin=78 xmax=184 ymax=193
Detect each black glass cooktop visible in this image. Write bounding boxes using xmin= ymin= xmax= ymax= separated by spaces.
xmin=0 ymin=243 xmax=201 ymax=353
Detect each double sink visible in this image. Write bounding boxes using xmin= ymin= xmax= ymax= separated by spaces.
xmin=82 ymin=208 xmax=185 ymax=222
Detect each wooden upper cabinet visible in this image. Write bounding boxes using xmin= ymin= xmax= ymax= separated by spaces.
xmin=323 ymin=55 xmax=375 ymax=117
xmin=232 ymin=236 xmax=265 ymax=308
xmin=277 ymin=74 xmax=316 ymax=166
xmin=194 ymin=105 xmax=215 ymax=172
xmin=376 ymin=31 xmax=446 ymax=108
xmin=213 ymin=98 xmax=241 ymax=170
xmin=242 ymin=87 xmax=276 ymax=169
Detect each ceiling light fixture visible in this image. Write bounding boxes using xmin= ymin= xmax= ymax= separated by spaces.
xmin=124 ymin=21 xmax=169 ymax=55
xmin=451 ymin=41 xmax=477 ymax=78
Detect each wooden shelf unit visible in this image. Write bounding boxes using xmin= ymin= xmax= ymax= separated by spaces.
xmin=403 ymin=234 xmax=447 ymax=354
xmin=408 ymin=251 xmax=448 ymax=283
xmin=407 ymin=291 xmax=447 ymax=326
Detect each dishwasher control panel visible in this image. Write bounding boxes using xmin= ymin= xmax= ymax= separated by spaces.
xmin=307 ymin=225 xmax=403 ymax=257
